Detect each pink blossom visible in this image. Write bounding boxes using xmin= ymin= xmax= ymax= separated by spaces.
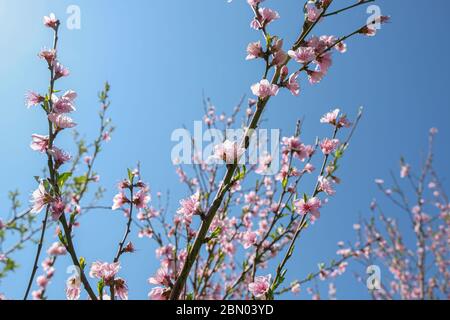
xmin=281 ymin=136 xmax=310 ymax=161
xmin=288 ymin=47 xmax=316 ymax=64
xmin=114 ymin=278 xmax=128 ymax=300
xmin=251 ymin=79 xmax=279 ymax=98
xmin=255 ymin=153 xmax=272 ymax=175
xmin=25 ymin=91 xmax=45 ymax=108
xmin=48 ymin=113 xmax=77 ymax=129
xmin=400 ymin=164 xmax=410 ymax=178
xmin=320 ymin=109 xmax=340 ymax=125
xmin=272 ymin=50 xmax=287 ymax=66
xmin=52 ymin=90 xmax=77 ymax=114
xmin=133 ymin=189 xmax=150 ymax=209
xmin=320 ymin=138 xmax=339 ymax=155
xmin=50 ymin=198 xmax=66 ymax=220
xmin=48 ymin=147 xmax=72 ymax=167
xmin=318 ymin=176 xmax=335 ymax=196
xmin=30 ymin=181 xmax=50 ymax=214
xmin=211 ymin=140 xmax=245 ymax=164
xmin=148 ymin=287 xmax=168 ymax=300
xmin=306 ymin=5 xmax=323 ymax=23
xmin=32 ymin=289 xmax=43 ymax=300
xmin=53 ymin=61 xmax=70 ymax=80
xmin=43 ymin=13 xmax=59 ymax=29
xmin=246 ymin=41 xmax=263 ymax=60
xmin=47 ymin=242 xmax=67 ymax=256
xmin=286 ymin=72 xmax=300 ymax=96
xmin=247 ymin=0 xmax=263 ymax=6
xmin=112 ymin=192 xmax=129 ymax=210
xmin=89 ymin=261 xmax=120 ymax=283
xmin=307 ymin=70 xmax=325 ymax=84
xmin=335 ymin=41 xmax=347 ymax=53
xmin=149 ymin=267 xmax=171 ymax=287
xmin=36 ymin=275 xmax=49 ymax=288
xmin=39 ymin=48 xmax=56 ymax=64
xmin=177 ymin=192 xmax=201 ymax=224
xmin=316 ymin=53 xmax=333 ymax=73
xmin=30 ymin=134 xmax=49 ymax=153
xmin=242 ymin=230 xmax=258 ymax=249
xmin=291 ymin=282 xmax=301 ymax=294
xmin=248 ymin=274 xmax=271 ymax=298
xmin=66 ymin=275 xmax=81 ymax=300
xmin=251 ymin=8 xmax=279 ymax=30
xmin=294 ymin=197 xmax=321 ymax=219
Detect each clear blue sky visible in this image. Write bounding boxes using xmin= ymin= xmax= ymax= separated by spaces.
xmin=0 ymin=0 xmax=449 ymax=299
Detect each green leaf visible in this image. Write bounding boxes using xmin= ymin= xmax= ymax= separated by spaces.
xmin=58 ymin=172 xmax=72 ymax=190
xmin=97 ymin=279 xmax=105 ymax=296
xmin=79 ymin=257 xmax=86 ymax=270
xmin=282 ymin=178 xmax=288 ymax=189
xmin=186 ymin=293 xmax=194 ymax=300
xmin=209 ymin=227 xmax=222 ymax=240
xmin=127 ymin=168 xmax=134 ymax=182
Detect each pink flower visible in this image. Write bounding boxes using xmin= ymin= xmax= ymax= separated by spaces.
xmin=248 ymin=274 xmax=271 ymax=298
xmin=320 ymin=109 xmax=339 ymax=125
xmin=318 ymin=176 xmax=335 ymax=196
xmin=133 ymin=189 xmax=150 ymax=209
xmin=89 ymin=261 xmax=120 ymax=283
xmin=148 ymin=287 xmax=168 ymax=300
xmin=251 ymin=79 xmax=279 ymax=98
xmin=291 ymin=283 xmax=301 ymax=294
xmin=25 ymin=91 xmax=45 ymax=108
xmin=48 ymin=113 xmax=77 ymax=129
xmin=246 ymin=41 xmax=263 ymax=60
xmin=307 ymin=70 xmax=325 ymax=84
xmin=281 ymin=136 xmax=310 ymax=161
xmin=286 ymin=72 xmax=300 ymax=96
xmin=47 ymin=242 xmax=67 ymax=256
xmin=52 ymin=90 xmax=77 ymax=114
xmin=242 ymin=230 xmax=258 ymax=249
xmin=50 ymin=198 xmax=66 ymax=220
xmin=316 ymin=53 xmax=333 ymax=73
xmin=149 ymin=267 xmax=171 ymax=287
xmin=288 ymin=47 xmax=316 ymax=64
xmin=255 ymin=153 xmax=272 ymax=175
xmin=177 ymin=192 xmax=201 ymax=224
xmin=30 ymin=134 xmax=49 ymax=153
xmin=306 ymin=5 xmax=323 ymax=22
xmin=112 ymin=192 xmax=129 ymax=210
xmin=211 ymin=140 xmax=245 ymax=164
xmin=400 ymin=164 xmax=410 ymax=178
xmin=114 ymin=278 xmax=128 ymax=300
xmin=66 ymin=275 xmax=81 ymax=300
xmin=43 ymin=13 xmax=59 ymax=29
xmin=32 ymin=289 xmax=43 ymax=300
xmin=247 ymin=0 xmax=263 ymax=6
xmin=320 ymin=138 xmax=339 ymax=155
xmin=53 ymin=61 xmax=70 ymax=80
xmin=294 ymin=197 xmax=321 ymax=219
xmin=30 ymin=181 xmax=50 ymax=214
xmin=251 ymin=8 xmax=279 ymax=30
xmin=36 ymin=275 xmax=49 ymax=288
xmin=48 ymin=147 xmax=72 ymax=167
xmin=335 ymin=41 xmax=347 ymax=53
xmin=272 ymin=50 xmax=287 ymax=66
xmin=39 ymin=48 xmax=56 ymax=64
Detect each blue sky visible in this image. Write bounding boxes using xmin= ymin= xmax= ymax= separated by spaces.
xmin=0 ymin=0 xmax=449 ymax=300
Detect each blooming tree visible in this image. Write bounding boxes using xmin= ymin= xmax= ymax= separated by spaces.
xmin=0 ymin=1 xmax=397 ymax=300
